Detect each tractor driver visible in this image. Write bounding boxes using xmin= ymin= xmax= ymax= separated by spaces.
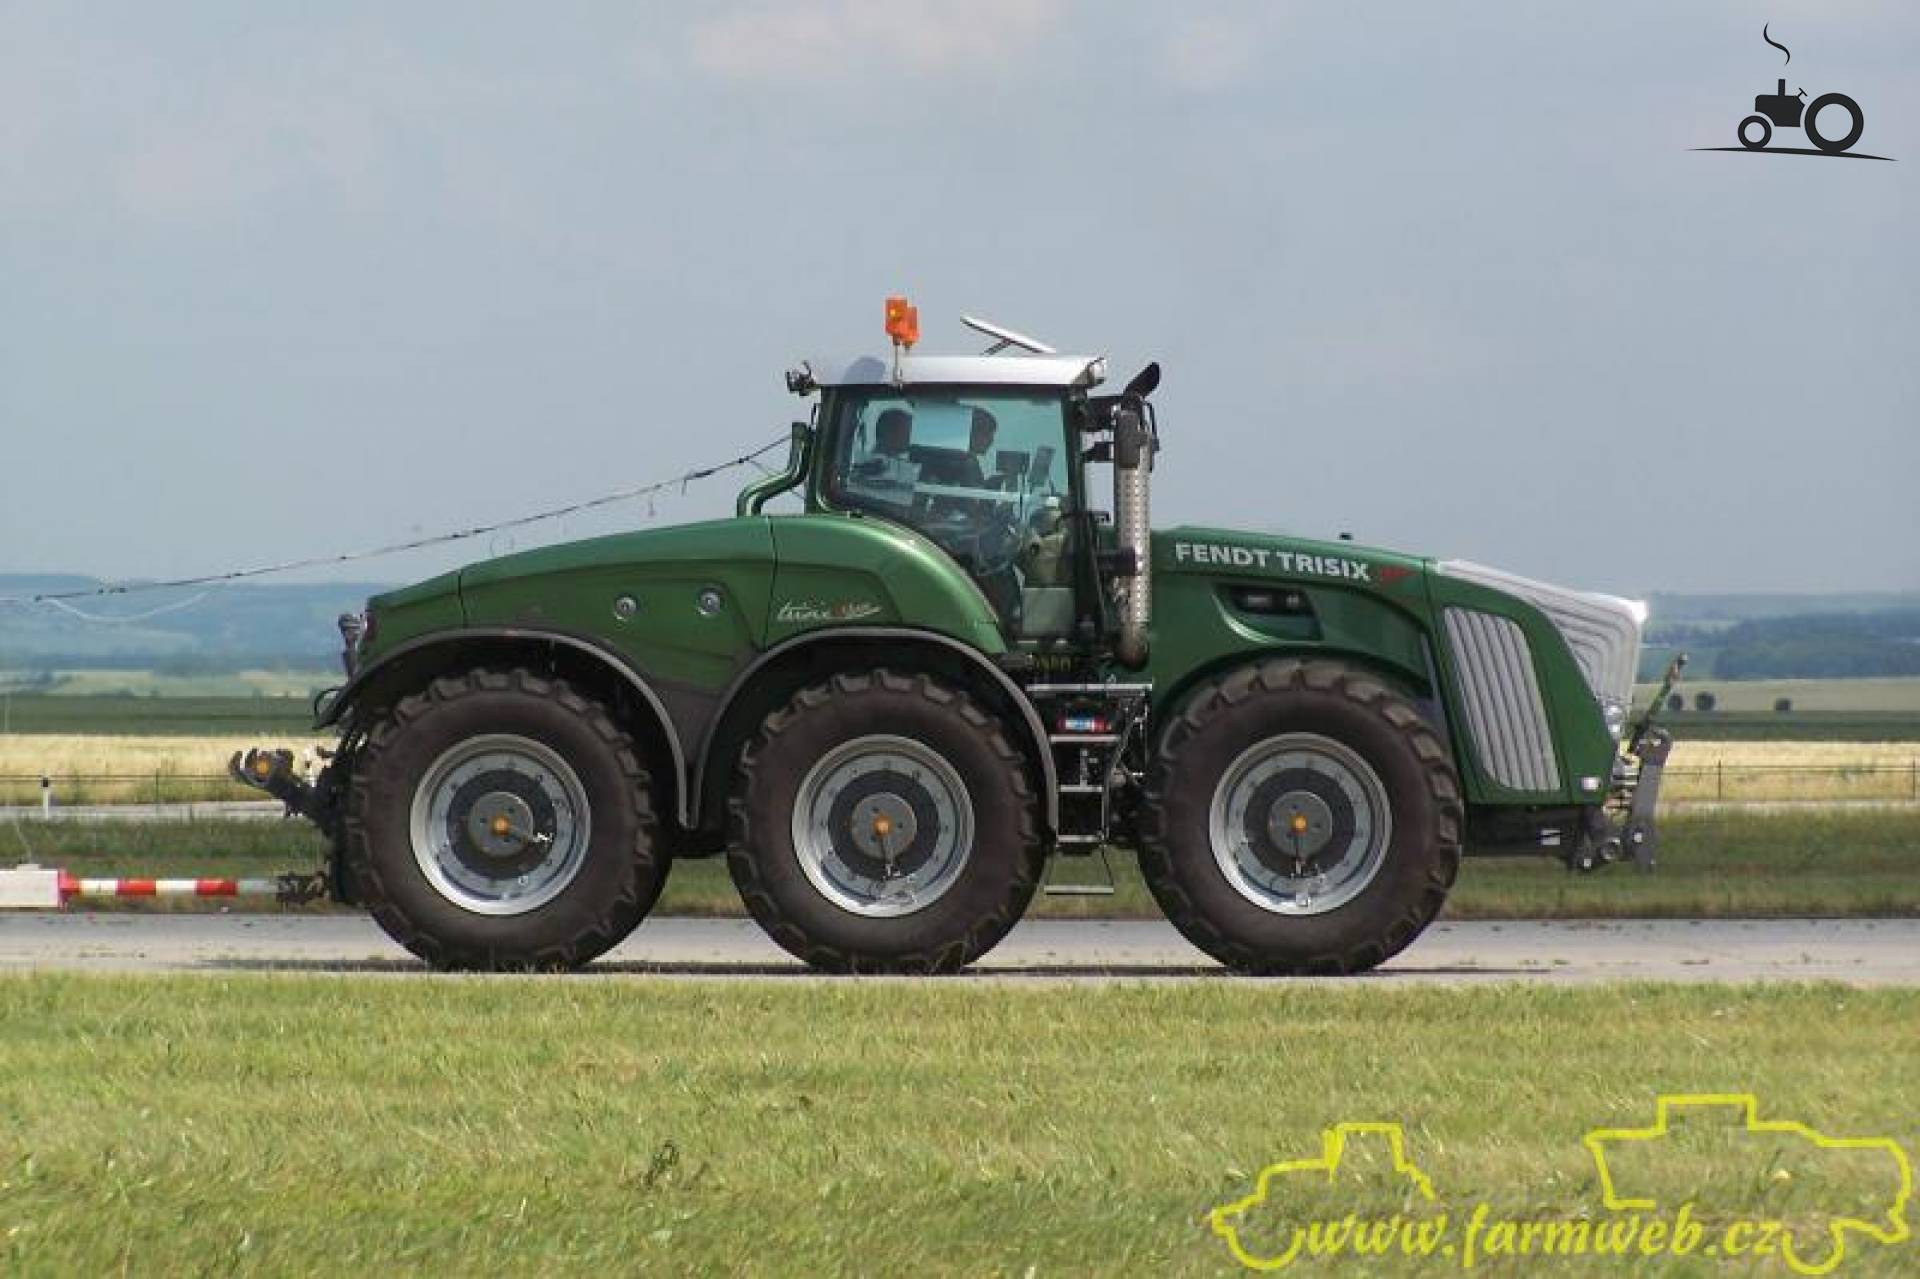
xmin=960 ymin=407 xmax=997 ymax=489
xmin=847 ymin=406 xmax=919 ymax=512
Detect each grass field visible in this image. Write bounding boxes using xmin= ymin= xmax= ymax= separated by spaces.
xmin=1635 ymin=676 xmax=1920 ymax=742
xmin=4 ymin=731 xmax=1918 ymax=806
xmin=17 ymin=669 xmax=339 ymax=699
xmin=0 ymin=735 xmax=329 ymax=806
xmin=10 ymin=810 xmax=1916 ymax=921
xmin=1638 ymin=676 xmax=1920 ymax=713
xmin=0 ymin=695 xmax=318 ymax=738
xmin=0 ymin=977 xmax=1912 ymax=1275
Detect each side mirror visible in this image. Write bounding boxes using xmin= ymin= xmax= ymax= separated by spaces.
xmin=1122 ymin=361 xmax=1161 ymax=400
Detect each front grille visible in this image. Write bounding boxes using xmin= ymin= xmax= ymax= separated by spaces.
xmin=1442 ymin=607 xmax=1561 ymax=793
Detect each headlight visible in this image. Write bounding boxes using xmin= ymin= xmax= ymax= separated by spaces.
xmin=1601 ymin=697 xmax=1629 ymax=742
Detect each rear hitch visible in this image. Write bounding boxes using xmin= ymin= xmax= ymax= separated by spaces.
xmin=229 ymin=747 xmax=342 ymax=834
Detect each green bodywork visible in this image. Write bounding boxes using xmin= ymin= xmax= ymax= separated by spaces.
xmin=341 ymin=399 xmax=1619 ymax=836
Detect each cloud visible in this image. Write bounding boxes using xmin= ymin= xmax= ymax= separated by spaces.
xmin=1163 ymin=14 xmax=1266 ymax=91
xmin=688 ymin=0 xmax=1069 ymax=85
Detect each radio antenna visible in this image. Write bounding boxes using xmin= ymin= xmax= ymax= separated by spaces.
xmin=960 ymin=314 xmax=1057 ymax=356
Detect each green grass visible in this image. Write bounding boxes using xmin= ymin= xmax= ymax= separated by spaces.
xmin=11 ymin=810 xmax=1917 ymax=920
xmin=30 ymin=669 xmax=338 ymax=699
xmin=0 ymin=978 xmax=1912 ymax=1275
xmin=1635 ymin=676 xmax=1920 ymax=741
xmin=1660 ymin=712 xmax=1920 ymax=742
xmin=0 ymin=694 xmax=318 ymax=736
xmin=1635 ymin=676 xmax=1920 ymax=713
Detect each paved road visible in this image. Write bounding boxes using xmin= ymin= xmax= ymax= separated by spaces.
xmin=1 ymin=915 xmax=1915 ymax=984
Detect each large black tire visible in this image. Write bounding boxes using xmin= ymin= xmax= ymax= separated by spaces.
xmin=727 ymin=670 xmax=1042 ymax=973
xmin=345 ymin=668 xmax=666 ymax=970
xmin=1139 ymin=659 xmax=1462 ymax=975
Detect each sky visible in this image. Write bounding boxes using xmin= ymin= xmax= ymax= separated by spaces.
xmin=2 ymin=1 xmax=1915 ymax=600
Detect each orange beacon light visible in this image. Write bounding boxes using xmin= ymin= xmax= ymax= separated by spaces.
xmin=884 ymin=296 xmax=920 ymax=348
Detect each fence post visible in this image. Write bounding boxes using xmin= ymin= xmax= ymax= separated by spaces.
xmin=1717 ymin=761 xmax=1724 ymax=801
xmin=40 ymin=775 xmax=51 ymax=820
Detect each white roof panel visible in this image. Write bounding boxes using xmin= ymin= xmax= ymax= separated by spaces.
xmin=805 ymin=353 xmax=1105 ymax=389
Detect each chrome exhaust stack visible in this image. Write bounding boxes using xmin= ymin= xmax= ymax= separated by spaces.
xmin=1111 ymin=402 xmax=1154 ymax=668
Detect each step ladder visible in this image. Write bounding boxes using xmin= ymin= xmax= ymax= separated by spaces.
xmin=1023 ymin=682 xmax=1150 ymax=894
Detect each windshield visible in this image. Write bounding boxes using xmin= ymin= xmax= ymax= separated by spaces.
xmin=820 ymin=387 xmax=1076 ymax=634
xmin=823 ymin=387 xmax=1069 ymax=528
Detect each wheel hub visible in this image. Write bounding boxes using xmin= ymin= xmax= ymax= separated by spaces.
xmin=1208 ymin=733 xmax=1392 ymax=916
xmin=465 ymin=791 xmax=540 ymax=857
xmin=1264 ymin=789 xmax=1336 ymax=865
xmin=846 ymin=790 xmax=920 ymax=862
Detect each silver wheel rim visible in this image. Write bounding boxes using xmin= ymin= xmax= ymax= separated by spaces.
xmin=408 ymin=734 xmax=592 ymax=916
xmin=1207 ymin=732 xmax=1392 ymax=916
xmin=790 ymin=734 xmax=974 ymax=918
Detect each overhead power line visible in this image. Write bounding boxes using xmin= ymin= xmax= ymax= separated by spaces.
xmin=0 ymin=437 xmax=788 ymax=608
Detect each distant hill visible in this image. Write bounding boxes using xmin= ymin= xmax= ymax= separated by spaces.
xmin=0 ymin=576 xmax=392 ymax=668
xmin=1649 ymin=591 xmax=1920 ymax=624
xmin=1643 ymin=592 xmax=1920 ymax=680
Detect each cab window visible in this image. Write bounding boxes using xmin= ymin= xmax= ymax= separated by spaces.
xmin=821 ymin=388 xmax=1076 ymax=638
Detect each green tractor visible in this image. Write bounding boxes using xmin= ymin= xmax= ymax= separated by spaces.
xmin=238 ymin=304 xmax=1672 ymax=974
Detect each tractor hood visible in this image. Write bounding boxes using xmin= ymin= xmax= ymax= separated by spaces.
xmin=355 ymin=518 xmax=779 ymax=665
xmin=1153 ymin=526 xmax=1647 ymax=722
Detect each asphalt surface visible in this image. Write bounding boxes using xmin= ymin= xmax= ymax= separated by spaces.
xmin=1 ymin=915 xmax=1915 ymax=984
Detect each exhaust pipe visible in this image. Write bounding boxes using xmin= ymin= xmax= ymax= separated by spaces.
xmin=1112 ymin=405 xmax=1154 ymax=667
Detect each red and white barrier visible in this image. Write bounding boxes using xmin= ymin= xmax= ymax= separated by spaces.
xmin=64 ymin=875 xmax=285 ymax=899
xmin=0 ymin=865 xmax=318 ymax=909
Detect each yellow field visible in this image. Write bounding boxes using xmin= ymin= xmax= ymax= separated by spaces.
xmin=4 ymin=734 xmax=1916 ymax=807
xmin=0 ymin=734 xmax=329 ymax=805
xmin=1661 ymin=740 xmax=1920 ymax=802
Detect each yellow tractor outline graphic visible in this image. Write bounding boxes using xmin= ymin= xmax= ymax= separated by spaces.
xmin=1208 ymin=1121 xmax=1438 ymax=1272
xmin=1584 ymin=1093 xmax=1913 ymax=1276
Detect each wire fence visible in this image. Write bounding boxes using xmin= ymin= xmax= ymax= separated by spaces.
xmin=1660 ymin=763 xmax=1920 ymax=804
xmin=3 ymin=763 xmax=1919 ymax=813
xmin=1 ymin=773 xmax=267 ymax=810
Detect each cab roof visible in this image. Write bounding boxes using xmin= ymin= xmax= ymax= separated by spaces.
xmin=803 ymin=352 xmax=1107 ymax=390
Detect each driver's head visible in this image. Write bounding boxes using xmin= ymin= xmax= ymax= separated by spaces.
xmin=874 ymin=408 xmax=912 ymax=456
xmin=968 ymin=407 xmax=998 ymax=457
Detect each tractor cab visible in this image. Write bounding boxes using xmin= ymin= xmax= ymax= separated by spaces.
xmin=762 ymin=306 xmax=1156 ymax=657
xmin=813 ymin=376 xmax=1085 ymax=641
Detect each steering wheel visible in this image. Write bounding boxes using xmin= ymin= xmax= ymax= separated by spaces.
xmin=970 ymin=507 xmax=1028 ymax=576
xmin=923 ymin=505 xmax=1027 ymax=577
